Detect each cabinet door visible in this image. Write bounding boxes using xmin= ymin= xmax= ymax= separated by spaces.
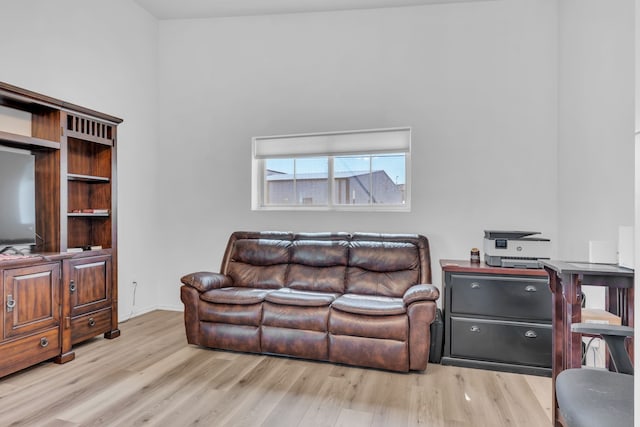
xmin=4 ymin=263 xmax=60 ymax=339
xmin=66 ymin=255 xmax=111 ymax=316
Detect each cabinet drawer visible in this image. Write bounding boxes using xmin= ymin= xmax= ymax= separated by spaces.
xmin=450 ymin=274 xmax=551 ymax=320
xmin=71 ymin=308 xmax=112 ymax=344
xmin=0 ymin=328 xmax=60 ymax=377
xmin=450 ymin=317 xmax=551 ymax=367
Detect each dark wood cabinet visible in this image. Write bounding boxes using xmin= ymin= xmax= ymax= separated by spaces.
xmin=0 ymin=262 xmax=62 ymax=377
xmin=440 ymin=260 xmax=552 ymax=376
xmin=63 ymin=255 xmax=118 ymax=346
xmin=0 ymin=82 xmax=121 ymax=376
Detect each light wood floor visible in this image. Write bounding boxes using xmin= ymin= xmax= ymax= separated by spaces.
xmin=0 ymin=310 xmax=552 ymax=426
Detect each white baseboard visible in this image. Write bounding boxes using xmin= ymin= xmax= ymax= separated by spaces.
xmin=156 ymin=304 xmax=184 ymax=312
xmin=118 ymin=304 xmax=184 ymax=322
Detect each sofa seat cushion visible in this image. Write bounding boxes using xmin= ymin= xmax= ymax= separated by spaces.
xmin=331 ymin=294 xmax=406 ymax=316
xmin=200 ymin=287 xmax=270 ymax=305
xmin=265 ymin=288 xmax=339 ymax=307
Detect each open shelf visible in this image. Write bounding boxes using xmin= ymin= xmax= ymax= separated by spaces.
xmin=0 ymin=129 xmax=60 ymax=150
xmin=67 ymin=216 xmax=112 ymax=249
xmin=68 ymin=213 xmax=109 ymax=217
xmin=67 ymin=173 xmax=110 ymax=183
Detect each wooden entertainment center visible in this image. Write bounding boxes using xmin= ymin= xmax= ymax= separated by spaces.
xmin=0 ymin=82 xmax=121 ymax=377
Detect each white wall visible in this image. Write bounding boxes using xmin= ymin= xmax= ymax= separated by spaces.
xmin=558 ymin=0 xmax=635 ymax=308
xmin=558 ymin=0 xmax=635 ymax=260
xmin=0 ymin=0 xmax=633 ymax=317
xmin=0 ymin=0 xmax=160 ymax=319
xmin=156 ymin=0 xmax=559 ymax=307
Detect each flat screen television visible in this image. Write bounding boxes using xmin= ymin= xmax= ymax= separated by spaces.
xmin=0 ymin=146 xmax=36 ymax=251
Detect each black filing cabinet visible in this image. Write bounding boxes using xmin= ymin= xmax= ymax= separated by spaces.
xmin=440 ymin=260 xmax=552 ymax=376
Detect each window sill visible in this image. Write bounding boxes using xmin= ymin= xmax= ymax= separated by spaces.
xmin=252 ymin=204 xmax=411 ymax=212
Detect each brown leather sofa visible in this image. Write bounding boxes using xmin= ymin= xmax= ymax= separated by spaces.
xmin=180 ymin=231 xmax=440 ymax=372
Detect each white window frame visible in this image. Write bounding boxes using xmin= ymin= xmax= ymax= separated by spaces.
xmin=252 ymin=127 xmax=411 ymax=212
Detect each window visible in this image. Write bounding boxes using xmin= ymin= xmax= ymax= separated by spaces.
xmin=252 ymin=128 xmax=410 ymax=211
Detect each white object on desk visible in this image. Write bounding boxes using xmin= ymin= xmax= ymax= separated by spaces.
xmin=588 ymin=240 xmax=617 ymax=264
xmin=617 ymin=226 xmax=634 ymax=269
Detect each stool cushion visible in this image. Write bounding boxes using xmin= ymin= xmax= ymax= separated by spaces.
xmin=556 ymin=368 xmax=633 ymax=427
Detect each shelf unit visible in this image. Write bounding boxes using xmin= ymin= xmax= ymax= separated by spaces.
xmin=65 ymin=118 xmax=115 ymax=251
xmin=0 ymin=81 xmax=122 ymax=375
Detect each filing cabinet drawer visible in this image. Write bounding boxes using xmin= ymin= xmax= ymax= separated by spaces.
xmin=450 ymin=317 xmax=551 ymax=368
xmin=450 ymin=274 xmax=551 ymax=321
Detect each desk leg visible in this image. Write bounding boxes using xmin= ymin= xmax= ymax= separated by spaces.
xmin=606 ymin=287 xmax=635 ymax=366
xmin=563 ymin=274 xmax=582 ymax=369
xmin=618 ymin=287 xmax=635 ymax=363
xmin=551 ymin=273 xmax=582 ymax=427
xmin=551 ymin=273 xmax=562 ymax=426
xmin=549 ymin=274 xmax=563 ymax=427
xmin=627 ymin=287 xmax=634 ymax=363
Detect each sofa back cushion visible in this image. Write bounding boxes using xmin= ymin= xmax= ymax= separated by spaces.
xmin=221 ymin=232 xmax=430 ymax=297
xmin=345 ymin=241 xmax=420 ymax=297
xmin=286 ymin=240 xmax=348 ymax=293
xmin=227 ymin=239 xmax=290 ymax=289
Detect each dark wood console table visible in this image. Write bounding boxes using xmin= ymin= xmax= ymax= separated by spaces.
xmin=540 ymin=260 xmax=634 ymax=427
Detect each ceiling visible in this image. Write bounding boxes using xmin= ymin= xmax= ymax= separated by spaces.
xmin=134 ymin=0 xmax=489 ymax=20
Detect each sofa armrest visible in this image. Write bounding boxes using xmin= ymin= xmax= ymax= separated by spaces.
xmin=403 ymin=284 xmax=440 ymax=305
xmin=180 ymin=271 xmax=233 ymax=293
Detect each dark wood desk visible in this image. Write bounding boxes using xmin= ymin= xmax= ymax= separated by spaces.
xmin=541 ymin=260 xmax=634 ymax=427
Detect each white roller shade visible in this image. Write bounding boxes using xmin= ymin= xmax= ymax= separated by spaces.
xmin=253 ymin=127 xmax=410 ymax=159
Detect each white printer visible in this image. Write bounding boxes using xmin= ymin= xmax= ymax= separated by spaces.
xmin=483 ymin=230 xmax=551 ymax=268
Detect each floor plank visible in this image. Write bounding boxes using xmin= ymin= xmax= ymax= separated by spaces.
xmin=0 ymin=310 xmax=552 ymax=426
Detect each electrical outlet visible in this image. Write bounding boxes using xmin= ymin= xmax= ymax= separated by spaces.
xmin=131 ymin=280 xmax=138 ymax=308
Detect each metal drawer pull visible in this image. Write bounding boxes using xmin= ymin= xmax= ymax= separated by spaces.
xmin=525 ymin=330 xmax=537 ymax=338
xmin=88 ymin=318 xmax=96 ymax=327
xmin=470 ymin=325 xmax=480 ymax=333
xmin=524 ymin=285 xmax=537 ymax=292
xmin=40 ymin=337 xmax=49 ymax=347
xmin=70 ymin=280 xmax=76 ymax=293
xmin=470 ymin=282 xmax=480 ymax=289
xmin=6 ymin=295 xmax=15 ymax=312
